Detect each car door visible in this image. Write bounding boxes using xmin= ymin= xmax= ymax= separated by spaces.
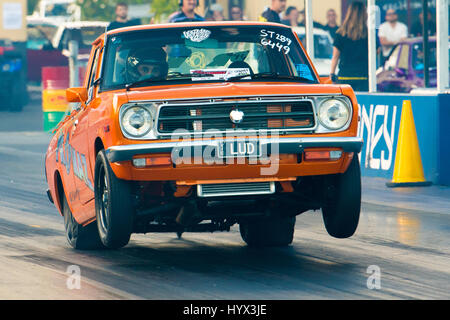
xmin=68 ymin=45 xmax=101 ymax=220
xmin=54 ymin=113 xmax=80 ymax=214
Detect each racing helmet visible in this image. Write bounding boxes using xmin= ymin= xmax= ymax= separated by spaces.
xmin=126 ymin=47 xmax=169 ymax=82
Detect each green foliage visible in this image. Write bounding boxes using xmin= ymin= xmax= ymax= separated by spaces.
xmin=28 ymin=0 xmax=178 ymax=22
xmin=150 ymin=0 xmax=179 ymax=22
xmin=76 ymin=0 xmax=153 ymax=22
xmin=76 ymin=0 xmax=115 ymax=21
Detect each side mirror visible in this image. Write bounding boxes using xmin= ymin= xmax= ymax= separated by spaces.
xmin=66 ymin=87 xmax=88 ymax=103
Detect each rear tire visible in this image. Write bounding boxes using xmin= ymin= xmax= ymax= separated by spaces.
xmin=95 ymin=150 xmax=134 ymax=249
xmin=239 ymin=216 xmax=296 ymax=247
xmin=63 ymin=194 xmax=104 ymax=250
xmin=322 ymin=155 xmax=361 ymax=239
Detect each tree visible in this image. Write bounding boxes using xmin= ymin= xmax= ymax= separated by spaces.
xmin=30 ymin=0 xmax=180 ymax=22
xmin=76 ymin=0 xmax=115 ymax=21
xmin=151 ymin=0 xmax=179 ymax=22
xmin=76 ymin=0 xmax=153 ymax=22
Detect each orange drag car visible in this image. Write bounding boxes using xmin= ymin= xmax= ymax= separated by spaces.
xmin=45 ymin=22 xmax=363 ymax=250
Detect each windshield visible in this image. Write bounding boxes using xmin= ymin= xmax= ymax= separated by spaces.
xmin=102 ymin=26 xmax=318 ymax=90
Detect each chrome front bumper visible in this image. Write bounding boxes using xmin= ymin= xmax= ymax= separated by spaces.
xmin=106 ymin=137 xmax=363 ymax=163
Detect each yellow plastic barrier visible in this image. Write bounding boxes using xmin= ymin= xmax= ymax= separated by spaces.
xmin=42 ymin=89 xmax=69 ymax=132
xmin=42 ymin=89 xmax=69 ymax=113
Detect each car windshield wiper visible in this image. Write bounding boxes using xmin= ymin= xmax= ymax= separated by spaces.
xmin=125 ymin=73 xmax=216 ymax=90
xmin=226 ymin=72 xmax=317 ymax=83
xmin=169 ymin=71 xmax=317 ymax=83
xmin=125 ymin=72 xmax=316 ymax=89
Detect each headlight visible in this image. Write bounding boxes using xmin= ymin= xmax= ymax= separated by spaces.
xmin=120 ymin=104 xmax=154 ymax=137
xmin=318 ymin=98 xmax=351 ymax=130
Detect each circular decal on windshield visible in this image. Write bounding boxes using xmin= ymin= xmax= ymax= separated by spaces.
xmin=183 ymin=29 xmax=211 ymax=43
xmin=186 ymin=51 xmax=207 ymax=69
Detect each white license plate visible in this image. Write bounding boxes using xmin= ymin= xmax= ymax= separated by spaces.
xmin=217 ymin=140 xmax=260 ymax=158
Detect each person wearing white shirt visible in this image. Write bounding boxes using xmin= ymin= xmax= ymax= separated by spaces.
xmin=378 ymin=9 xmax=408 ymax=62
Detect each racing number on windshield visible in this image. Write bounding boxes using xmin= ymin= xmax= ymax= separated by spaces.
xmin=260 ymin=29 xmax=292 ymax=55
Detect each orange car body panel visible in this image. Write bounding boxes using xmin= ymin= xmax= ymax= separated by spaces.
xmin=45 ymin=22 xmax=362 ymax=226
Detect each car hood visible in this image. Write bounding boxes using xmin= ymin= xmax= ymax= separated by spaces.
xmin=117 ymin=82 xmax=345 ymax=103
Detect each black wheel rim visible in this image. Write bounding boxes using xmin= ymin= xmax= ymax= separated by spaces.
xmin=97 ymin=164 xmax=110 ymax=233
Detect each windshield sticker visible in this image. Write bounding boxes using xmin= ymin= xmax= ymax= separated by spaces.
xmin=183 ymin=29 xmax=211 ymax=42
xmin=186 ymin=51 xmax=207 ymax=68
xmin=226 ymin=68 xmax=251 ymax=79
xmin=295 ymin=64 xmax=314 ymax=80
xmin=260 ymin=29 xmax=292 ymax=54
xmin=190 ymin=68 xmax=251 ymax=81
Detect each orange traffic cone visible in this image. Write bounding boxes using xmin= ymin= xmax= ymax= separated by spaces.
xmin=386 ymin=100 xmax=432 ymax=188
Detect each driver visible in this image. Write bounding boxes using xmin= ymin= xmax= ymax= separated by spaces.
xmin=126 ymin=47 xmax=169 ymax=82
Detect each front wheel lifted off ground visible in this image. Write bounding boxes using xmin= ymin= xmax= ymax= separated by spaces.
xmin=322 ymin=155 xmax=361 ymax=239
xmin=95 ymin=150 xmax=134 ymax=249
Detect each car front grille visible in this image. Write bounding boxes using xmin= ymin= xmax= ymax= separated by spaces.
xmin=156 ymin=100 xmax=316 ymax=134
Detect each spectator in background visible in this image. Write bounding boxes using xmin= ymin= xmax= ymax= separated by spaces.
xmin=330 ymin=1 xmax=368 ymax=92
xmin=259 ymin=0 xmax=287 ymax=24
xmin=282 ymin=6 xmax=300 ymax=27
xmin=204 ymin=10 xmax=214 ymax=21
xmin=167 ymin=10 xmax=180 ymax=22
xmin=378 ymin=9 xmax=408 ymax=63
xmin=411 ymin=11 xmax=436 ymax=37
xmin=298 ymin=9 xmax=324 ymax=29
xmin=205 ymin=3 xmax=225 ymax=21
xmin=230 ymin=5 xmax=245 ymax=21
xmin=169 ymin=0 xmax=205 ymax=23
xmin=108 ymin=3 xmax=140 ymax=31
xmin=323 ymin=9 xmax=339 ymax=39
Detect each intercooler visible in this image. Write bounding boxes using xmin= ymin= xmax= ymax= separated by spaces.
xmin=197 ymin=181 xmax=275 ymax=197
